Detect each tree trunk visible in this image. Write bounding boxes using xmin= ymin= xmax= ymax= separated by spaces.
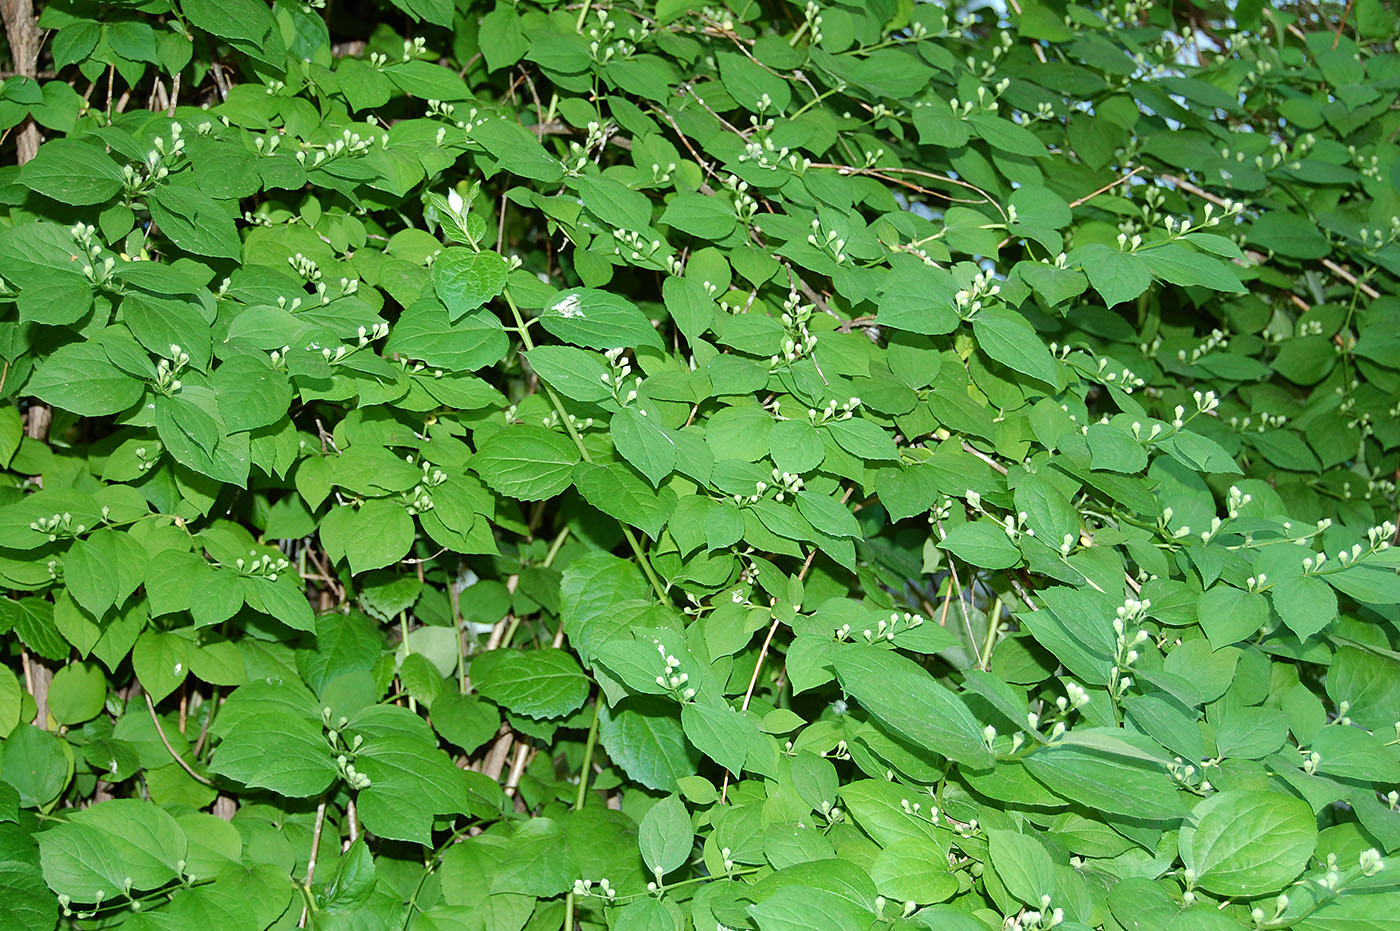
xmin=1 ymin=0 xmax=42 ymax=164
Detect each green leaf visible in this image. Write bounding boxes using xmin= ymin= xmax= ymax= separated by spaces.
xmin=1247 ymin=211 xmax=1330 ymax=259
xmin=431 ymin=693 xmax=499 ymax=753
xmin=211 ymin=357 xmax=293 ymax=433
xmin=473 ymin=425 xmax=581 ymax=500
xmin=343 ymin=499 xmax=414 ymax=575
xmin=21 ymin=139 xmax=123 ymax=205
xmin=1270 ymin=575 xmax=1336 ymax=641
xmin=388 ymin=0 xmax=453 ymax=26
xmin=148 ymin=185 xmax=241 ymax=259
xmin=939 ymin=521 xmax=1021 ymax=569
xmin=478 ymin=5 xmax=528 ymax=70
xmin=1198 ymin=585 xmax=1269 ymax=649
xmin=1310 ymin=725 xmax=1400 ymax=782
xmin=38 ymin=799 xmax=187 ymax=901
xmin=0 ymin=860 xmax=53 ymax=930
xmin=661 ymin=193 xmax=738 ymax=241
xmin=1023 ymin=744 xmax=1186 ymax=821
xmin=769 ymin=419 xmax=825 ymax=475
xmin=832 ymin=645 xmax=993 ymax=767
xmin=1017 ymin=261 xmax=1088 ymax=307
xmin=470 ymin=648 xmax=589 ymax=719
xmin=63 ymin=529 xmax=145 ymax=618
xmin=0 ymin=725 xmax=70 ymax=808
xmin=470 ymin=117 xmax=562 ymax=181
xmin=969 ymin=114 xmax=1047 ymax=157
xmin=871 ymin=839 xmax=958 ymax=905
xmin=717 ymin=51 xmax=790 ymax=112
xmin=794 ymin=491 xmax=860 ymax=539
xmin=385 ymin=299 xmax=509 ymax=371
xmin=876 ymin=263 xmax=960 ymax=335
xmin=824 ymin=417 xmax=899 ymax=461
xmin=433 ymin=248 xmax=508 ymax=320
xmin=638 ymin=794 xmax=692 ymax=877
xmin=1324 ymin=563 xmax=1400 ymax=605
xmin=47 ymin=662 xmax=106 ymax=726
xmin=1139 ymin=243 xmax=1245 ymax=293
xmin=26 ymin=343 xmax=144 ymax=416
xmin=243 ymin=576 xmax=317 ymax=632
xmin=598 ymin=697 xmax=698 ymax=792
xmin=524 ymin=345 xmax=614 ymax=403
xmin=662 ymin=275 xmax=718 ymax=346
xmin=209 ymin=680 xmax=338 ymax=797
xmin=972 ymin=308 xmax=1061 ymax=388
xmin=748 ymin=887 xmax=872 ymax=931
xmin=0 ymin=406 xmax=20 ymax=469
xmin=1187 ymin=790 xmax=1316 ymax=896
xmin=132 ymin=631 xmax=192 ymax=702
xmin=538 ymin=288 xmax=665 ymax=351
xmin=574 ymin=461 xmax=676 ymax=539
xmin=349 ymin=706 xmax=471 ymax=845
xmin=611 ymin=407 xmax=678 ymax=486
xmin=182 ymin=0 xmax=283 ymax=63
xmin=1085 ymin=424 xmax=1147 ymax=473
xmin=681 ymin=700 xmax=759 ymax=775
xmin=0 ymin=665 xmax=21 ymax=738
xmin=987 ymin=829 xmax=1055 ymax=906
xmin=1079 ymin=245 xmax=1152 ymax=307
xmin=576 ymin=175 xmax=654 ymax=230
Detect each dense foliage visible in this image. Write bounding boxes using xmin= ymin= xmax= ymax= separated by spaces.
xmin=1 ymin=0 xmax=1399 ymax=928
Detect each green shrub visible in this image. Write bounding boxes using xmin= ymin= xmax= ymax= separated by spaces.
xmin=1 ymin=0 xmax=1399 ymax=928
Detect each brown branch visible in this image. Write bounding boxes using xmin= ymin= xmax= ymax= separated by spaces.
xmin=144 ymin=693 xmax=214 ymax=786
xmin=1333 ymin=0 xmax=1354 ymax=50
xmin=1321 ymin=257 xmax=1381 ymax=299
xmin=298 ymin=800 xmax=327 ymax=927
xmin=721 ymin=487 xmax=854 ymax=803
xmin=1069 ymin=165 xmax=1146 ymax=209
xmin=1159 ymin=173 xmax=1230 ymax=208
xmin=807 ymin=162 xmax=1005 ymax=216
xmin=1 ymin=0 xmax=42 ymax=163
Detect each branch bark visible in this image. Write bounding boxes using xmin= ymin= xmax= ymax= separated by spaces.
xmin=1 ymin=0 xmax=42 ymax=163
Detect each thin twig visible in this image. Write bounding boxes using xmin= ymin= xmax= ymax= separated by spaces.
xmin=191 ymin=688 xmax=218 ymax=759
xmin=1332 ymin=0 xmax=1354 ymax=49
xmin=298 ymin=800 xmax=327 ymax=928
xmin=935 ymin=520 xmax=983 ymax=668
xmin=1068 ymin=165 xmax=1146 ymax=209
xmin=1159 ymin=173 xmax=1229 ymax=208
xmin=721 ymin=487 xmax=852 ymax=803
xmin=144 ymin=693 xmax=214 ymax=785
xmin=961 ymin=441 xmax=1009 ymax=475
xmin=1001 ymin=0 xmax=1048 ymax=61
xmin=807 ymin=162 xmax=1004 ymax=216
xmin=1321 ymin=258 xmax=1381 ymax=299
xmin=718 ymin=615 xmax=780 ymax=808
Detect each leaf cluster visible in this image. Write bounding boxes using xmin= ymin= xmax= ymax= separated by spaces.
xmin=1 ymin=0 xmax=1399 ymax=929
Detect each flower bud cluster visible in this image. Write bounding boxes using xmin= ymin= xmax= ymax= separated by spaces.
xmin=30 ymin=511 xmax=86 ymax=542
xmin=653 ymin=642 xmax=695 ymax=701
xmin=767 ymin=290 xmax=818 ymax=366
xmin=122 ymin=122 xmax=185 ymax=194
xmin=718 ymin=173 xmax=758 ymax=224
xmin=295 ymin=128 xmax=376 ymax=170
xmin=806 ymin=396 xmax=861 ymax=425
xmin=611 ymin=228 xmax=671 ymax=270
xmin=806 ymin=217 xmax=847 ymax=264
xmin=952 ymin=272 xmax=1002 ymax=323
xmin=234 ymin=550 xmax=291 ymax=582
xmin=571 ymin=878 xmax=617 ymax=900
xmin=1167 ymin=756 xmax=1209 ymax=792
